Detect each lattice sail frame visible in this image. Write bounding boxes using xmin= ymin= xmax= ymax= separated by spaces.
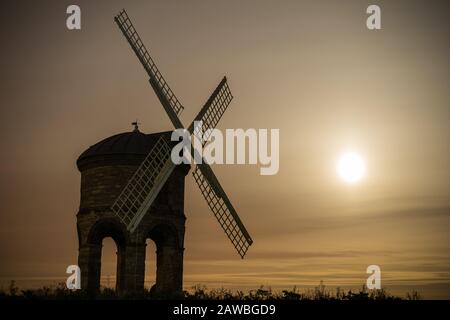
xmin=189 ymin=77 xmax=233 ymax=145
xmin=193 ymin=165 xmax=253 ymax=258
xmin=190 ymin=79 xmax=253 ymax=257
xmin=111 ymin=136 xmax=174 ymax=233
xmin=112 ymin=9 xmax=253 ymax=257
xmin=115 ymin=10 xmax=184 ymax=118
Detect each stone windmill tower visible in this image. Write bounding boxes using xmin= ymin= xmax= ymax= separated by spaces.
xmin=76 ymin=127 xmax=189 ymax=294
xmin=75 ymin=10 xmax=253 ymax=295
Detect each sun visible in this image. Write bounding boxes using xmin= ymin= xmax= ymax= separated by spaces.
xmin=337 ymin=151 xmax=366 ymax=184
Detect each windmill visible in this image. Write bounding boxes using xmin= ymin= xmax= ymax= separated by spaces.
xmin=110 ymin=9 xmax=253 ymax=258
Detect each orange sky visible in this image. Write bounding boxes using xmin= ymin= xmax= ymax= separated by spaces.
xmin=0 ymin=0 xmax=449 ymax=299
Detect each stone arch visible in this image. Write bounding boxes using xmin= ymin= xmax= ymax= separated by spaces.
xmin=146 ymin=222 xmax=180 ymax=248
xmin=87 ymin=218 xmax=127 ymax=247
xmin=145 ymin=223 xmax=184 ymax=294
xmin=79 ymin=218 xmax=128 ymax=293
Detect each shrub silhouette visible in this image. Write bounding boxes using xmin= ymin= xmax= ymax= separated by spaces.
xmin=0 ymin=281 xmax=419 ymax=300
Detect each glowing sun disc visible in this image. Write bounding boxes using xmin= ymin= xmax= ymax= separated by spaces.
xmin=337 ymin=152 xmax=366 ymax=184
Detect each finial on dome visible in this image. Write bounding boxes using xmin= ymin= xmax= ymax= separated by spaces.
xmin=131 ymin=120 xmax=140 ymax=132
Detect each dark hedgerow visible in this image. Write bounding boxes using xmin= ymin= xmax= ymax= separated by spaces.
xmin=0 ymin=280 xmax=421 ymax=300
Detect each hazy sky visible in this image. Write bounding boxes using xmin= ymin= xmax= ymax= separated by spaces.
xmin=1 ymin=0 xmax=449 ymax=298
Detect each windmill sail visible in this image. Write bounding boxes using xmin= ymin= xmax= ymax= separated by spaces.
xmin=111 ymin=135 xmax=174 ymax=233
xmin=190 ymin=79 xmax=253 ymax=258
xmin=188 ymin=76 xmax=233 ymax=144
xmin=193 ymin=164 xmax=253 ymax=258
xmin=112 ymin=9 xmax=253 ymax=258
xmin=114 ymin=9 xmax=184 ymax=128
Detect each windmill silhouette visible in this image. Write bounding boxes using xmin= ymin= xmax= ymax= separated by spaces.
xmin=75 ymin=9 xmax=252 ymax=295
xmin=111 ymin=9 xmax=253 ymax=258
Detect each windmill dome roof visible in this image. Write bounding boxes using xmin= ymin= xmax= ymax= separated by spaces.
xmin=77 ymin=128 xmax=172 ymax=169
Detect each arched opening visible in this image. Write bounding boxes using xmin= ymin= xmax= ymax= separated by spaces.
xmin=147 ymin=223 xmax=179 ymax=248
xmin=84 ymin=218 xmax=127 ymax=293
xmin=144 ymin=239 xmax=157 ymax=290
xmin=144 ymin=223 xmax=183 ymax=294
xmin=100 ymin=237 xmax=118 ymax=290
